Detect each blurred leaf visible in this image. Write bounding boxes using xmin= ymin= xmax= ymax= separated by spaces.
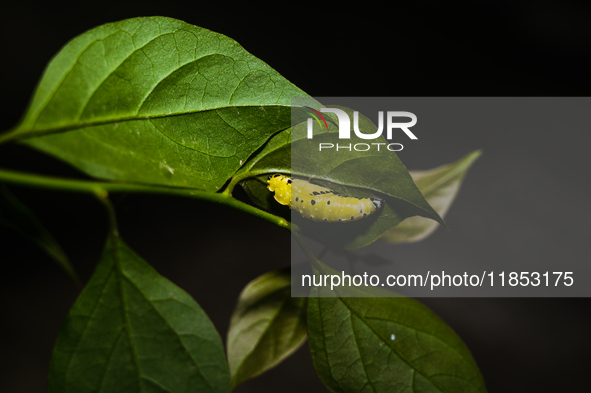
xmin=381 ymin=150 xmax=482 ymax=243
xmin=227 ymin=267 xmax=307 ymax=388
xmin=12 ymin=16 xmax=310 ymax=191
xmin=49 ymin=235 xmax=230 ymax=393
xmin=0 ymin=184 xmax=79 ymax=286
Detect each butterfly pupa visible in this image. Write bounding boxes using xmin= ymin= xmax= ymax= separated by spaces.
xmin=266 ymin=174 xmax=382 ymax=223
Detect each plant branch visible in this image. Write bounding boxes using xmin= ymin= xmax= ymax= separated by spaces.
xmin=0 ymin=129 xmax=20 ymax=146
xmin=0 ymin=168 xmax=291 ymax=231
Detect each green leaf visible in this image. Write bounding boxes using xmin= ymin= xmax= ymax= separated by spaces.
xmin=49 ymin=235 xmax=231 ymax=393
xmin=308 ymin=288 xmax=486 ymax=393
xmin=380 ymin=150 xmax=482 ymax=244
xmin=293 ymin=106 xmax=442 ymax=223
xmin=0 ymin=184 xmax=79 ymax=286
xmin=296 ymin=242 xmax=486 ymax=392
xmin=237 ymin=105 xmax=444 ymax=249
xmin=235 ymin=127 xmax=291 ymax=179
xmin=227 ymin=267 xmax=307 ymax=388
xmin=236 ymin=127 xmax=292 ymax=214
xmin=12 ymin=16 xmax=309 ymax=191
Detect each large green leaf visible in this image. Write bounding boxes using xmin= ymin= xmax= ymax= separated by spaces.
xmin=308 ymin=286 xmax=486 ymax=392
xmin=381 ymin=150 xmax=482 ymax=243
xmin=11 ymin=16 xmax=309 ymax=191
xmin=301 ymin=257 xmax=486 ymax=392
xmin=49 ymin=235 xmax=231 ymax=393
xmin=227 ymin=267 xmax=307 ymax=388
xmin=238 ymin=106 xmax=444 ymax=249
xmin=0 ymin=184 xmax=79 ymax=285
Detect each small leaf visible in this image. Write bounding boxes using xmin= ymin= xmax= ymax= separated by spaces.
xmin=0 ymin=184 xmax=79 ymax=286
xmin=227 ymin=267 xmax=307 ymax=388
xmin=13 ymin=16 xmax=310 ymax=191
xmin=308 ymin=287 xmax=486 ymax=393
xmin=381 ymin=150 xmax=482 ymax=244
xmin=49 ymin=236 xmax=231 ymax=393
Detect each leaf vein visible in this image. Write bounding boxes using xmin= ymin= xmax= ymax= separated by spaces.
xmin=77 ymin=31 xmax=180 ymax=121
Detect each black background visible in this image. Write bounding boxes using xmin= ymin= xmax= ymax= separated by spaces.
xmin=1 ymin=1 xmax=590 ymax=392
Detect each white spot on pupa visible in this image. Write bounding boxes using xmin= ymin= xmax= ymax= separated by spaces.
xmin=390 ymin=334 xmax=396 ymax=341
xmin=239 ymin=160 xmax=243 ymax=165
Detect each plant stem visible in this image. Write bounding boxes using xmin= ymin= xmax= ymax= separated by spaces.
xmin=223 ymin=170 xmax=312 ymax=195
xmin=0 ymin=129 xmax=21 ymax=145
xmin=223 ymin=169 xmax=275 ymax=195
xmin=0 ymin=168 xmax=291 ymax=231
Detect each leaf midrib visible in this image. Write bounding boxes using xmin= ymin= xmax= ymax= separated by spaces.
xmin=112 ymin=240 xmax=144 ymax=393
xmin=17 ymin=104 xmax=293 ymax=140
xmin=110 ymin=239 xmax=216 ymax=392
xmin=120 ymin=274 xmax=215 ymax=391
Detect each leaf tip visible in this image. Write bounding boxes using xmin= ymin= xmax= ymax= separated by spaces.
xmin=463 ymin=149 xmax=484 ymax=166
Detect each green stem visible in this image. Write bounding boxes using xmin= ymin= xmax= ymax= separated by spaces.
xmin=0 ymin=168 xmax=291 ymax=231
xmin=223 ymin=169 xmax=314 ymax=196
xmin=0 ymin=129 xmax=21 ymax=145
xmin=223 ymin=169 xmax=274 ymax=195
xmin=93 ymin=189 xmax=119 ymax=237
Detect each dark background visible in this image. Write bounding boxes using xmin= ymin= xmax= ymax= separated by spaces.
xmin=1 ymin=1 xmax=590 ymax=392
